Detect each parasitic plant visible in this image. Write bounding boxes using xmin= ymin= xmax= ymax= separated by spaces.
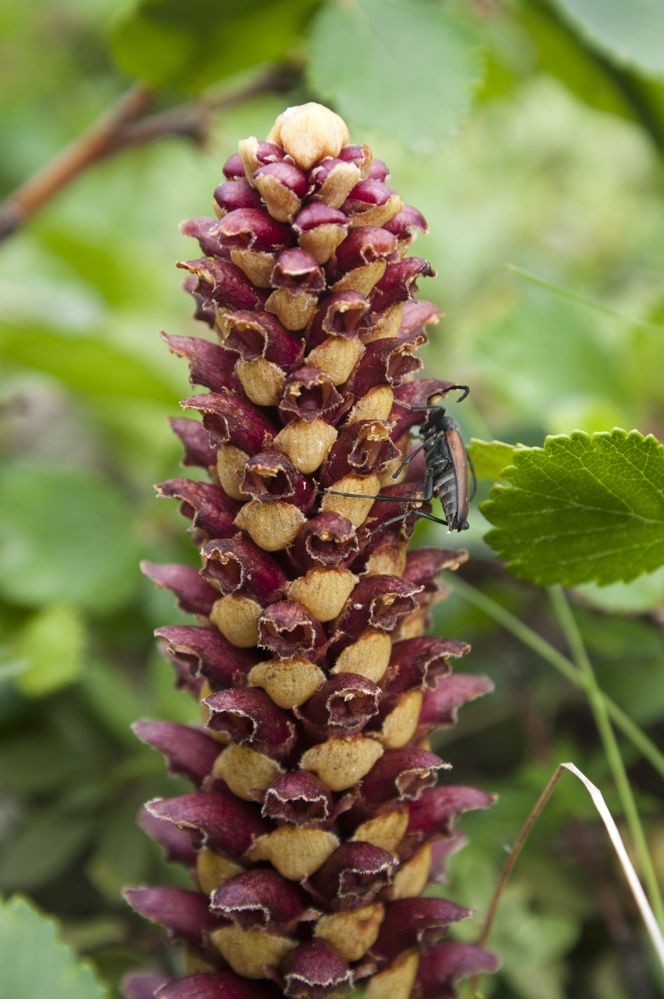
xmin=125 ymin=103 xmax=498 ymax=999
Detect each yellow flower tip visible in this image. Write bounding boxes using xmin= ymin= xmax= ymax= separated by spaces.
xmin=267 ymin=102 xmax=350 ymax=169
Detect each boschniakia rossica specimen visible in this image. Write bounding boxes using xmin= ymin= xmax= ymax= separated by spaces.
xmin=124 ymin=103 xmax=498 ymax=999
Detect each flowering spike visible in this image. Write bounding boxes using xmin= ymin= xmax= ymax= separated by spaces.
xmin=137 ymin=806 xmax=197 ymax=866
xmin=146 ymin=790 xmax=266 ymax=857
xmin=210 ymin=869 xmax=311 ymax=932
xmin=123 ymin=887 xmax=220 ymax=944
xmin=140 ymin=561 xmax=217 ymax=616
xmin=156 ymin=972 xmax=279 ymax=999
xmin=155 ymin=625 xmax=257 ymax=689
xmin=132 ymin=720 xmax=221 ymax=785
xmin=214 ymin=179 xmax=263 ymax=215
xmin=309 ymin=842 xmax=397 ymax=910
xmin=282 ymin=940 xmax=353 ymax=999
xmin=372 ymin=897 xmax=472 ymax=962
xmin=132 ymin=102 xmax=495 ymax=998
xmin=261 ymin=771 xmax=334 ymax=827
xmin=293 ymin=203 xmax=348 ymax=263
xmin=418 ymin=674 xmax=494 ymax=735
xmin=122 ymin=973 xmax=170 ymax=999
xmin=168 ymin=418 xmax=217 ymax=469
xmin=415 ymin=941 xmax=500 ymax=998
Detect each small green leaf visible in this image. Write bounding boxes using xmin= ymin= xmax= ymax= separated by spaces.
xmin=0 ymin=806 xmax=96 ymax=891
xmin=0 ymin=895 xmax=108 ymax=999
xmin=0 ymin=464 xmax=139 ymax=614
xmin=482 ymin=430 xmax=664 ymax=587
xmin=551 ymin=0 xmax=664 ymax=79
xmin=468 ymin=439 xmax=520 ymax=481
xmin=14 ymin=604 xmax=85 ymax=697
xmin=307 ymin=0 xmax=483 ymax=151
xmin=110 ymin=0 xmax=319 ymax=92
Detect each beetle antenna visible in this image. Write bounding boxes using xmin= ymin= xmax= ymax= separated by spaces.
xmin=394 ymin=384 xmax=470 ymax=411
xmin=427 ymin=384 xmax=470 ymax=405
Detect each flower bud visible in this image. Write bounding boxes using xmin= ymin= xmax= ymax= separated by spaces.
xmin=267 ymin=103 xmax=349 ymax=170
xmin=293 ymin=203 xmax=348 ymax=263
xmin=214 ymin=178 xmax=262 ymax=215
xmin=254 ymin=161 xmax=309 ymax=222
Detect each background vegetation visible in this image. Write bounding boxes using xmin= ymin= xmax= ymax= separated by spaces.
xmin=1 ymin=1 xmax=663 ymax=997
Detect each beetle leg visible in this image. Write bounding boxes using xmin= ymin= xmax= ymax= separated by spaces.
xmin=390 ymin=441 xmax=427 ymax=479
xmin=367 ymin=510 xmax=412 ymax=539
xmin=323 ymin=488 xmax=428 ymax=503
xmin=467 ymin=453 xmax=478 ymax=501
xmin=325 ymin=465 xmax=435 ymax=504
xmin=411 ymin=509 xmax=450 ymax=526
xmin=392 ymin=400 xmax=436 ymax=413
xmin=370 ymin=508 xmax=450 ymax=537
xmin=425 ymin=465 xmax=436 ymax=500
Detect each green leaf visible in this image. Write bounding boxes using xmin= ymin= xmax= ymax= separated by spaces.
xmin=0 ymin=806 xmax=96 ymax=891
xmin=551 ymin=0 xmax=664 ymax=79
xmin=86 ymin=800 xmax=151 ymax=899
xmin=574 ymin=566 xmax=664 ymax=615
xmin=507 ymin=264 xmax=664 ymax=337
xmin=0 ymin=464 xmax=139 ymax=614
xmin=0 ymin=326 xmax=179 ymax=405
xmin=0 ymin=733 xmax=87 ymax=794
xmin=307 ymin=0 xmax=483 ymax=151
xmin=110 ymin=0 xmax=319 ymax=91
xmin=468 ymin=438 xmax=520 ymax=480
xmin=482 ymin=430 xmax=664 ymax=587
xmin=472 ymin=295 xmax=626 ymax=423
xmin=80 ymin=659 xmax=147 ymax=746
xmin=512 ymin=3 xmax=640 ymax=122
xmin=0 ymin=895 xmax=108 ymax=999
xmin=14 ymin=604 xmax=85 ymax=697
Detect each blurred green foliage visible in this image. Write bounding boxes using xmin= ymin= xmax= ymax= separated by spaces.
xmin=1 ymin=1 xmax=663 ymax=997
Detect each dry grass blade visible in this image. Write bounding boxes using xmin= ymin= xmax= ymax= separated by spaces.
xmin=475 ymin=761 xmax=664 ymax=991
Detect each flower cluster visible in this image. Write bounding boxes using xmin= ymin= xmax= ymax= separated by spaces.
xmin=125 ymin=103 xmax=497 ymax=999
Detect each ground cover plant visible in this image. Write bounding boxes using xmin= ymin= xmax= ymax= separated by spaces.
xmin=1 ymin=2 xmax=663 ymax=997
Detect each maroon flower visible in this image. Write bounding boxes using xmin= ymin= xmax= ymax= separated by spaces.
xmin=129 ymin=102 xmax=494 ymax=999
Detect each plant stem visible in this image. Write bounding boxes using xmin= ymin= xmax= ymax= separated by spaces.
xmin=0 ymin=67 xmax=295 ymax=241
xmin=480 ymin=765 xmax=565 ymax=950
xmin=548 ymin=585 xmax=664 ymax=927
xmin=449 ymin=575 xmax=664 ymax=779
xmin=0 ymin=85 xmax=154 ymax=239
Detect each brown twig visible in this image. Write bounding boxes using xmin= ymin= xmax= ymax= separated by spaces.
xmin=114 ymin=68 xmax=297 ymax=153
xmin=479 ymin=766 xmax=565 ymax=954
xmin=0 ymin=67 xmax=296 ymax=242
xmin=0 ymin=84 xmax=153 ymax=240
